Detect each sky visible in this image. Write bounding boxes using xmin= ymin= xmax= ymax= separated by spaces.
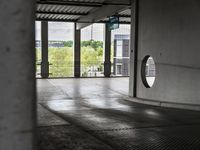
xmin=35 ymin=21 xmax=130 ymax=41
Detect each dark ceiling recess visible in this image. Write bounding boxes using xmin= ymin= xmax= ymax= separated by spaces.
xmin=37 ymin=0 xmax=103 ymax=7
xmin=36 ymin=0 xmax=131 ymax=23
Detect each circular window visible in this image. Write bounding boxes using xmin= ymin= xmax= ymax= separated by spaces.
xmin=141 ymin=55 xmax=156 ymax=88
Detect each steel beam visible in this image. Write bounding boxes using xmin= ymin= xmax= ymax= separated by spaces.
xmin=37 ymin=1 xmax=102 ymax=7
xmin=36 ymin=18 xmax=78 ymax=22
xmin=77 ymin=5 xmax=129 ymax=29
xmin=37 ymin=0 xmax=131 ymax=7
xmin=36 ymin=18 xmax=131 ymax=24
xmin=36 ymin=11 xmax=88 ymax=16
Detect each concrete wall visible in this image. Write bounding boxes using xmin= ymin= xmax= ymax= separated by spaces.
xmin=0 ymin=0 xmax=36 ymax=150
xmin=135 ymin=0 xmax=200 ymax=107
xmin=129 ymin=0 xmax=136 ymax=97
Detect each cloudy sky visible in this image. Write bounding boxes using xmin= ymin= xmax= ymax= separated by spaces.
xmin=35 ymin=21 xmax=130 ymax=41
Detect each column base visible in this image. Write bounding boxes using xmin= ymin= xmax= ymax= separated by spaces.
xmin=41 ymin=61 xmax=49 ymax=78
xmin=104 ymin=61 xmax=111 ymax=77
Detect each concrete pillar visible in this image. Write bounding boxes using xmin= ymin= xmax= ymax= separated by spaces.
xmin=41 ymin=21 xmax=49 ymax=78
xmin=129 ymin=0 xmax=138 ymax=97
xmin=104 ymin=24 xmax=111 ymax=77
xmin=0 ymin=0 xmax=36 ymax=150
xmin=74 ymin=23 xmax=81 ymax=78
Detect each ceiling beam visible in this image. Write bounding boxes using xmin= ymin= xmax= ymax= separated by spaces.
xmin=102 ymin=0 xmax=131 ymax=6
xmin=76 ymin=5 xmax=129 ymax=30
xmin=36 ymin=18 xmax=78 ymax=22
xmin=36 ymin=11 xmax=88 ymax=16
xmin=114 ymin=14 xmax=131 ymax=18
xmin=37 ymin=0 xmax=102 ymax=7
xmin=37 ymin=0 xmax=131 ymax=7
xmin=36 ymin=17 xmax=131 ymax=24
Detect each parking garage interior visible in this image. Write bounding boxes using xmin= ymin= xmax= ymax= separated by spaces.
xmin=1 ymin=0 xmax=200 ymax=150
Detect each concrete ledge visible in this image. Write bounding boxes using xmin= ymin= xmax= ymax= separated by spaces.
xmin=126 ymin=97 xmax=200 ymax=111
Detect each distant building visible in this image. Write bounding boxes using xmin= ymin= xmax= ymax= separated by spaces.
xmin=113 ymin=34 xmax=130 ymax=76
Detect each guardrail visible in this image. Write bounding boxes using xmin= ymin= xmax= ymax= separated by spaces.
xmin=36 ymin=60 xmax=130 ymax=78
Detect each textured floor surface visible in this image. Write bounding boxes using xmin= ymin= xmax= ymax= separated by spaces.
xmin=37 ymin=78 xmax=200 ymax=150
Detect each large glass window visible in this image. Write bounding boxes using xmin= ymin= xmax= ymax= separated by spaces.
xmin=81 ymin=23 xmax=104 ymax=77
xmin=48 ymin=22 xmax=74 ymax=77
xmin=35 ymin=21 xmax=41 ymax=78
xmin=111 ymin=24 xmax=130 ymax=76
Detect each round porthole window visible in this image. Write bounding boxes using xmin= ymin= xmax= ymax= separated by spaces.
xmin=141 ymin=55 xmax=156 ymax=88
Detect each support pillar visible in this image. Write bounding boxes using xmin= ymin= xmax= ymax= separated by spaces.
xmin=0 ymin=0 xmax=36 ymax=150
xmin=74 ymin=23 xmax=81 ymax=78
xmin=129 ymin=0 xmax=138 ymax=97
xmin=41 ymin=21 xmax=49 ymax=78
xmin=104 ymin=24 xmax=111 ymax=77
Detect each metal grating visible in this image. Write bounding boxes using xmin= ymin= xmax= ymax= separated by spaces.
xmin=36 ymin=3 xmax=96 ymax=21
xmin=119 ymin=9 xmax=131 ymax=16
xmin=36 ymin=14 xmax=80 ymax=21
xmin=37 ymin=4 xmax=94 ymax=14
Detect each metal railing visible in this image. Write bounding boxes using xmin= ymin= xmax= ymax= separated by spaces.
xmin=49 ymin=60 xmax=74 ymax=77
xmin=81 ymin=61 xmax=104 ymax=77
xmin=36 ymin=59 xmax=130 ymax=78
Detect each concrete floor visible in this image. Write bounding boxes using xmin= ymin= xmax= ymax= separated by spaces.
xmin=37 ymin=78 xmax=200 ymax=150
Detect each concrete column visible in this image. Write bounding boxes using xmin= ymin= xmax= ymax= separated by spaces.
xmin=104 ymin=24 xmax=111 ymax=77
xmin=129 ymin=0 xmax=138 ymax=97
xmin=0 ymin=0 xmax=36 ymax=150
xmin=41 ymin=21 xmax=49 ymax=78
xmin=74 ymin=23 xmax=81 ymax=78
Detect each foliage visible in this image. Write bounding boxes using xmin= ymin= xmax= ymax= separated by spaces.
xmin=36 ymin=40 xmax=105 ymax=77
xmin=81 ymin=40 xmax=103 ymax=50
xmin=63 ymin=41 xmax=73 ymax=47
xmin=50 ymin=40 xmax=104 ymax=50
xmin=48 ymin=47 xmax=74 ymax=77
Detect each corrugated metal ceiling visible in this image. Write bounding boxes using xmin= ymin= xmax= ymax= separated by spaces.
xmin=36 ymin=0 xmax=131 ymax=23
xmin=119 ymin=9 xmax=131 ymax=16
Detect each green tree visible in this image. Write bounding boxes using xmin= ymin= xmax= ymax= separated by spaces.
xmin=63 ymin=41 xmax=73 ymax=47
xmin=49 ymin=47 xmax=74 ymax=77
xmin=35 ymin=40 xmax=104 ymax=78
xmin=81 ymin=40 xmax=103 ymax=51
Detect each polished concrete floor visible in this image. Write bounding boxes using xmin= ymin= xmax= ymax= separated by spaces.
xmin=37 ymin=78 xmax=200 ymax=150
